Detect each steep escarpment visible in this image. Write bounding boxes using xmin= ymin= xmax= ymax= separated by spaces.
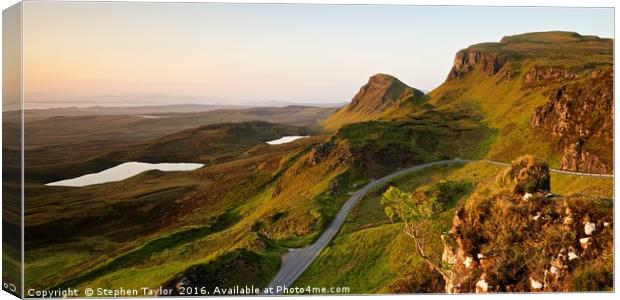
xmin=428 ymin=31 xmax=613 ymax=169
xmin=531 ymin=69 xmax=613 ymax=174
xmin=447 ymin=48 xmax=505 ymax=80
xmin=321 ymin=73 xmax=424 ymax=131
xmin=441 ymin=156 xmax=613 ymax=293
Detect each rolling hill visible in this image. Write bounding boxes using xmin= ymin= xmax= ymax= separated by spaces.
xmin=112 ymin=121 xmax=311 ymax=164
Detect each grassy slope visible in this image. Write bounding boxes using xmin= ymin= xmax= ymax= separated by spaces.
xmin=38 ymin=104 xmax=493 ymax=291
xmin=320 ymin=95 xmax=426 ymax=133
xmin=295 ymin=161 xmax=612 ymax=293
xmin=428 ymin=32 xmax=612 ymax=167
xmin=23 ymin=32 xmax=612 ymax=293
xmin=90 ymin=34 xmax=616 ymax=291
xmin=24 ymin=136 xmax=322 ymax=290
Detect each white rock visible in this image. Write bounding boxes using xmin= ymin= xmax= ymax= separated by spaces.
xmin=579 ymin=237 xmax=591 ymax=249
xmin=523 ymin=193 xmax=533 ymax=200
xmin=464 ymin=256 xmax=473 ymax=269
xmin=568 ymin=251 xmax=579 ymax=261
xmin=532 ymin=212 xmax=541 ymax=221
xmin=475 ymin=279 xmax=489 ymax=293
xmin=550 ymin=266 xmax=559 ymax=275
xmin=603 ymin=222 xmax=610 ymax=227
xmin=442 ymin=245 xmax=456 ymax=265
xmin=530 ymin=278 xmax=543 ymax=290
xmin=477 ymin=253 xmax=485 ymax=259
xmin=584 ymin=222 xmax=596 ymax=235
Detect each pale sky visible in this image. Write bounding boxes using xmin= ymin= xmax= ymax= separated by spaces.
xmin=22 ymin=2 xmax=614 ymax=107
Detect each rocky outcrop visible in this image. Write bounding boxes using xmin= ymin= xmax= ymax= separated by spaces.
xmin=447 ymin=49 xmax=505 ymax=80
xmin=347 ymin=73 xmax=424 ymax=114
xmin=531 ymin=69 xmax=613 ymax=174
xmin=307 ymin=142 xmax=352 ymax=167
xmin=308 ymin=142 xmax=334 ymax=165
xmin=559 ymin=143 xmax=609 ymax=175
xmin=523 ymin=66 xmax=576 ymax=87
xmin=441 ymin=156 xmax=613 ymax=293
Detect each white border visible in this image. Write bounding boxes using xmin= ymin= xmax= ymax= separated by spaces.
xmin=0 ymin=1 xmax=617 ymax=300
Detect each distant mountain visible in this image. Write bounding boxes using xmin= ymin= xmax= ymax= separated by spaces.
xmin=21 ymin=104 xmax=246 ymax=120
xmin=21 ymin=103 xmax=342 ymax=121
xmin=321 ymin=73 xmax=425 ymax=131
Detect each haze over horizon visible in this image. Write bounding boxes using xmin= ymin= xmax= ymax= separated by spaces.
xmin=21 ymin=2 xmax=613 ymax=108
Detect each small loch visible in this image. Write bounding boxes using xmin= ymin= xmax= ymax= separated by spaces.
xmin=45 ymin=162 xmax=204 ymax=187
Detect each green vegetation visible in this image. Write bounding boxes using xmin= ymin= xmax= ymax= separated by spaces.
xmin=161 ymin=249 xmax=281 ymax=294
xmin=296 ymin=163 xmax=479 ymax=293
xmin=53 ymin=225 xmax=219 ymax=289
xmin=295 ymin=160 xmax=613 ymax=293
xmin=21 ymin=31 xmax=613 ymax=294
xmin=428 ymin=31 xmax=612 ymax=168
xmin=444 ymin=156 xmax=613 ymax=292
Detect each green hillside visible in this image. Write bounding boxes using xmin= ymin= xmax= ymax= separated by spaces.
xmin=428 ymin=31 xmax=612 ymax=171
xmin=23 ymin=32 xmax=613 ymax=295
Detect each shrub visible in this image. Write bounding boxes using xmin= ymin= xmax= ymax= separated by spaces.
xmin=499 ymin=155 xmax=550 ymax=194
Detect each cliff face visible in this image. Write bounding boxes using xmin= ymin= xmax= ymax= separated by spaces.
xmin=441 ymin=156 xmax=613 ymax=293
xmin=447 ymin=49 xmax=505 ymax=80
xmin=531 ymin=69 xmax=613 ymax=174
xmin=347 ymin=73 xmax=424 ymax=114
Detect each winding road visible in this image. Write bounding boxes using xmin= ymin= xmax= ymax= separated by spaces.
xmin=265 ymin=158 xmax=612 ymax=294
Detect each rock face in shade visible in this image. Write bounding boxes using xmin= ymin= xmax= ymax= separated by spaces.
xmin=531 ymin=69 xmax=613 ymax=174
xmin=347 ymin=73 xmax=424 ymax=115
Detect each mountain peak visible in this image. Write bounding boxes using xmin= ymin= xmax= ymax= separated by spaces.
xmin=320 ymin=73 xmax=424 ymax=131
xmin=367 ymin=73 xmax=398 ymax=82
xmin=348 ymin=73 xmax=424 ymax=114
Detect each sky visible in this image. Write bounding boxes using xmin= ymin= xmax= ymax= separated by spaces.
xmin=22 ymin=2 xmax=614 ymax=107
